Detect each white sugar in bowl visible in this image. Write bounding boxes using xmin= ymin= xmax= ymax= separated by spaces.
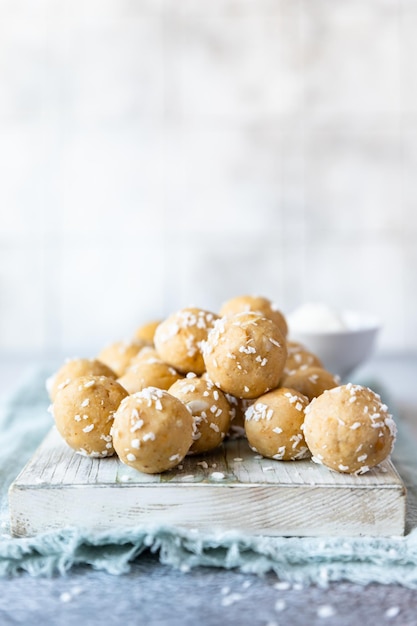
xmin=287 ymin=303 xmax=381 ymax=380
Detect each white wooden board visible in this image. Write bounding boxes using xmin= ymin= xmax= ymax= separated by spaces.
xmin=9 ymin=427 xmax=406 ymax=538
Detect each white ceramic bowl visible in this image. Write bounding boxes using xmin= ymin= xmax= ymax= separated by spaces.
xmin=288 ymin=310 xmax=381 ymax=380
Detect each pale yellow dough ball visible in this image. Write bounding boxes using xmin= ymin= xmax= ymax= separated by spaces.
xmin=47 ymin=358 xmax=117 ymax=401
xmin=225 ymin=394 xmax=252 ymax=438
xmin=154 ymin=307 xmax=218 ymax=375
xmin=128 ymin=347 xmax=161 ymax=368
xmin=112 ymin=387 xmax=194 ymax=474
xmin=118 ymin=356 xmax=183 ymax=395
xmin=283 ymin=343 xmax=323 ymax=377
xmin=169 ymin=376 xmax=231 ymax=454
xmin=219 ymin=294 xmax=288 ymax=338
xmin=303 ymin=383 xmax=397 ymax=474
xmin=203 ymin=312 xmax=287 ymax=399
xmin=244 ymin=387 xmax=310 ymax=461
xmin=52 ymin=375 xmax=128 ymax=457
xmin=201 ymin=373 xmax=250 ymax=438
xmin=281 ymin=366 xmax=340 ymax=402
xmin=97 ymin=340 xmax=147 ymax=377
xmin=134 ymin=320 xmax=161 ymax=344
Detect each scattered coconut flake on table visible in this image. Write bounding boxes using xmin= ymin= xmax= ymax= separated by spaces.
xmin=317 ymin=604 xmax=336 ymax=619
xmin=220 ymin=592 xmax=243 ymax=607
xmin=274 ymin=581 xmax=291 ymax=591
xmin=274 ymin=599 xmax=286 ymax=612
xmin=385 ymin=607 xmax=400 ymax=619
xmin=59 ymin=592 xmax=72 ymax=603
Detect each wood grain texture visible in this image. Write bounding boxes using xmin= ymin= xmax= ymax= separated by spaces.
xmin=9 ymin=427 xmax=406 ymax=538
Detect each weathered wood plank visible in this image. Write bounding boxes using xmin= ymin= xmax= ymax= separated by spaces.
xmin=8 ymin=427 xmax=406 ymax=538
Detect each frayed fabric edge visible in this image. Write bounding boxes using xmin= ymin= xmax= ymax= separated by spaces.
xmin=1 ymin=525 xmax=417 ymax=588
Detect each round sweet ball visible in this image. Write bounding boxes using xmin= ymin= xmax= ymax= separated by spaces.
xmin=219 ymin=295 xmax=288 ymax=338
xmin=52 ymin=375 xmax=128 ymax=457
xmin=245 ymin=388 xmax=310 ymax=461
xmin=97 ymin=340 xmax=147 ymax=377
xmin=128 ymin=346 xmax=161 ymax=368
xmin=169 ymin=376 xmax=231 ymax=454
xmin=283 ymin=344 xmax=323 ymax=377
xmin=118 ymin=356 xmax=183 ymax=395
xmin=303 ymin=383 xmax=397 ymax=474
xmin=225 ymin=394 xmax=252 ymax=438
xmin=281 ymin=366 xmax=340 ymax=402
xmin=287 ymin=340 xmax=305 ymax=351
xmin=201 ymin=373 xmax=249 ymax=438
xmin=134 ymin=320 xmax=161 ymax=344
xmin=112 ymin=387 xmax=194 ymax=474
xmin=154 ymin=307 xmax=219 ymax=375
xmin=203 ymin=312 xmax=287 ymax=399
xmin=47 ymin=358 xmax=117 ymax=401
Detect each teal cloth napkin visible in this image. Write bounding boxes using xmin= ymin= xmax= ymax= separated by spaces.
xmin=0 ymin=369 xmax=416 ymax=585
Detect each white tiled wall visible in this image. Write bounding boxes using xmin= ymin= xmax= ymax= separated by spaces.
xmin=0 ymin=0 xmax=415 ymax=359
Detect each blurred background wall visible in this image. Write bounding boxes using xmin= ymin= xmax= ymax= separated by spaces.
xmin=0 ymin=0 xmax=414 ymax=361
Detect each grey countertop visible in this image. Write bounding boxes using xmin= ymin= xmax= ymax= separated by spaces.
xmin=1 ymin=353 xmax=417 ymax=626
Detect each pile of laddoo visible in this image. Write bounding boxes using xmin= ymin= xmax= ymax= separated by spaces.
xmin=48 ymin=295 xmax=396 ymax=475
